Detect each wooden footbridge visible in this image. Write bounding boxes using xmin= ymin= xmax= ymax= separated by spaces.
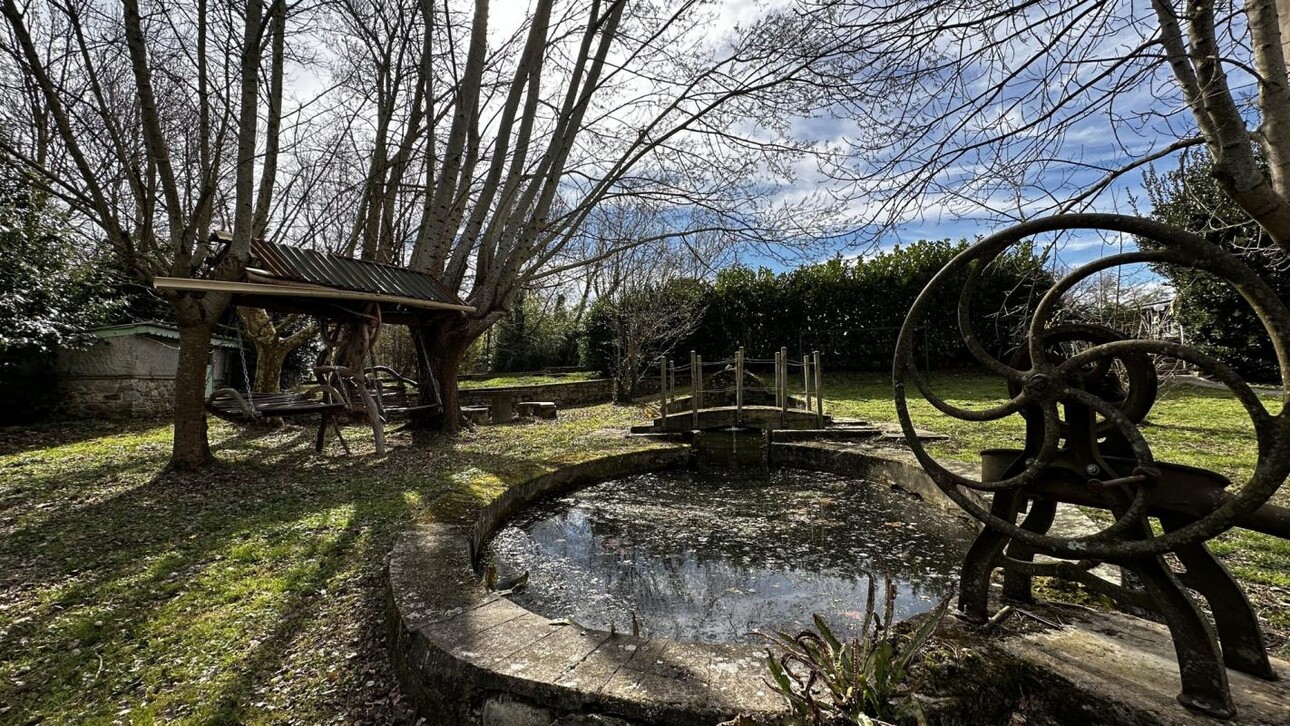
xmin=633 ymin=347 xmax=833 ymax=433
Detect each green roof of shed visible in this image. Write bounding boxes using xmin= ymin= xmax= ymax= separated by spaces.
xmin=91 ymin=323 xmax=241 ymax=349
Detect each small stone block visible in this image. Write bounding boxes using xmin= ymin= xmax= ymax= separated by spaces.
xmin=554 ymin=635 xmax=644 ymax=694
xmin=481 ymin=695 xmax=552 ymax=726
xmin=499 ymin=624 xmax=611 ymax=684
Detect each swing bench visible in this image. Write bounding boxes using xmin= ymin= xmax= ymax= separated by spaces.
xmin=206 ymin=383 xmax=352 ymax=453
xmin=364 ymin=365 xmax=442 ymax=420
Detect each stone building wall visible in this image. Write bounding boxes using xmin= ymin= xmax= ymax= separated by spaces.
xmin=59 ymin=376 xmax=177 ymax=418
xmin=54 ymin=328 xmax=232 ymax=419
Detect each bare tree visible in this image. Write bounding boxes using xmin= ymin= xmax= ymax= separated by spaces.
xmin=313 ymin=0 xmax=848 ymax=428
xmin=802 ymin=0 xmax=1290 ymax=263
xmin=588 ymin=240 xmax=712 ymax=402
xmin=0 ymin=0 xmax=298 ymax=468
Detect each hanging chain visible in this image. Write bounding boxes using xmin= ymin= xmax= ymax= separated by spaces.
xmin=234 ymin=320 xmax=254 ymax=401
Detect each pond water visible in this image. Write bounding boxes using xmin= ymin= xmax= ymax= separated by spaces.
xmin=484 ymin=467 xmax=975 ymax=644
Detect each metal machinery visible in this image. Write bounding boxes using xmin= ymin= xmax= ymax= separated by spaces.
xmin=893 ymin=214 xmax=1290 ymax=719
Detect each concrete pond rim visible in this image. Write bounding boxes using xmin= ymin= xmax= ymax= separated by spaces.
xmin=385 ymin=442 xmax=978 ymax=725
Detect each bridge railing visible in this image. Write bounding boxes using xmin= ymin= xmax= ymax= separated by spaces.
xmin=657 ymin=346 xmax=824 ymax=427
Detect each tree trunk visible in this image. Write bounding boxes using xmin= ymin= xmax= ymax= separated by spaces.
xmin=238 ymin=308 xmax=317 ymax=393
xmin=613 ymin=349 xmax=639 ymax=404
xmin=411 ymin=317 xmax=477 ymax=432
xmin=170 ymin=320 xmax=216 ymax=471
xmin=254 ymin=346 xmax=289 ymax=393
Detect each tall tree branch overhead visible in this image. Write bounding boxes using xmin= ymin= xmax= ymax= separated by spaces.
xmin=802 ymin=0 xmax=1290 ymax=256
xmin=12 ymin=0 xmax=1290 ymax=446
xmin=0 ymin=0 xmax=301 ymax=469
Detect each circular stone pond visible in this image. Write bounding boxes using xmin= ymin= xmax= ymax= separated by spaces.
xmin=484 ymin=467 xmax=975 ymax=644
xmin=386 ymin=447 xmax=986 ymax=725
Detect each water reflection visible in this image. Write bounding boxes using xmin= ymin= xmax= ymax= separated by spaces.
xmin=486 ymin=469 xmax=974 ymax=644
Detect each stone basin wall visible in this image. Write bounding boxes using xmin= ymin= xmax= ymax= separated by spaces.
xmin=389 ymin=442 xmax=1290 ymax=726
xmin=386 ymin=444 xmax=977 ymax=726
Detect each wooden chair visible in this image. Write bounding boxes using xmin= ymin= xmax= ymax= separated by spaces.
xmin=364 ymin=365 xmax=443 ymax=421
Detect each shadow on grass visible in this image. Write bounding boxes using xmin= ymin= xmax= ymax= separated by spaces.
xmin=0 ymin=412 xmax=655 ymax=722
xmin=0 ymin=417 xmax=172 ymax=457
xmin=1 ymin=458 xmax=417 ymax=719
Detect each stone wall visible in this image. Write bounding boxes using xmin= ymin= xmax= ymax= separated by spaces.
xmin=387 ymin=445 xmax=979 ymax=725
xmin=54 ymin=332 xmax=231 ymax=419
xmin=459 ymin=377 xmax=663 ymax=410
xmin=460 ymin=379 xmax=613 ymax=409
xmin=60 ymin=376 xmax=176 ymax=418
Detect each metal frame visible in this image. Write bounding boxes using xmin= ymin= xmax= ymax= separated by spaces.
xmin=893 ymin=214 xmax=1290 ymax=719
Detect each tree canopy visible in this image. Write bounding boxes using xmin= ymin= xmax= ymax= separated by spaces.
xmin=1145 ymin=149 xmax=1290 ymax=381
xmin=0 ymin=178 xmax=115 ymax=362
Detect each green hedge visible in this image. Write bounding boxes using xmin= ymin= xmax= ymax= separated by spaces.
xmin=584 ymin=240 xmax=1054 ymax=373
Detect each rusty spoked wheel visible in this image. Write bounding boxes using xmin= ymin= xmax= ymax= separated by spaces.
xmin=1005 ymin=322 xmax=1158 ymax=435
xmin=893 ymin=213 xmax=1290 ymax=561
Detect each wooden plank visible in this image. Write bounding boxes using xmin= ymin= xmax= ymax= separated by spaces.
xmin=153 ymin=277 xmax=476 ymax=313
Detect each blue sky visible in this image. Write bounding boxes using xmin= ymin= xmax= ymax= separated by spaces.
xmin=716 ymin=0 xmax=1242 ymax=284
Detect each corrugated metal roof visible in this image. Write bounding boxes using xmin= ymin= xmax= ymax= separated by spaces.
xmin=249 ymin=240 xmax=467 ymax=308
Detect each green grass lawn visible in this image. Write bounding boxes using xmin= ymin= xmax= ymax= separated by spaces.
xmin=828 ymin=370 xmax=1290 ymax=653
xmin=0 ymin=406 xmax=665 ymax=724
xmin=0 ymin=371 xmax=1286 ymax=722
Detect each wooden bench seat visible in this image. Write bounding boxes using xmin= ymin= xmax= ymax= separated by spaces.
xmin=207 ymin=389 xmax=347 ymax=421
xmin=373 ymin=386 xmax=442 ymax=418
xmin=206 ymin=387 xmax=350 ymax=452
xmin=365 ymin=365 xmax=442 ymax=420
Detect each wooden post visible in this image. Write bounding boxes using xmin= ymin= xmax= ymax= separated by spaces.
xmin=735 ymin=346 xmax=744 ymax=425
xmin=780 ymin=346 xmax=789 ymax=419
xmin=802 ymin=354 xmax=811 ymax=410
xmin=773 ymin=350 xmax=781 ymax=408
xmin=688 ymin=351 xmax=698 ymax=429
xmin=658 ymin=356 xmax=668 ymax=418
xmin=773 ymin=349 xmax=783 ymax=427
xmin=814 ymin=350 xmax=823 ymax=427
xmin=669 ymin=360 xmax=677 ymax=420
xmin=694 ymin=353 xmax=703 ymax=428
